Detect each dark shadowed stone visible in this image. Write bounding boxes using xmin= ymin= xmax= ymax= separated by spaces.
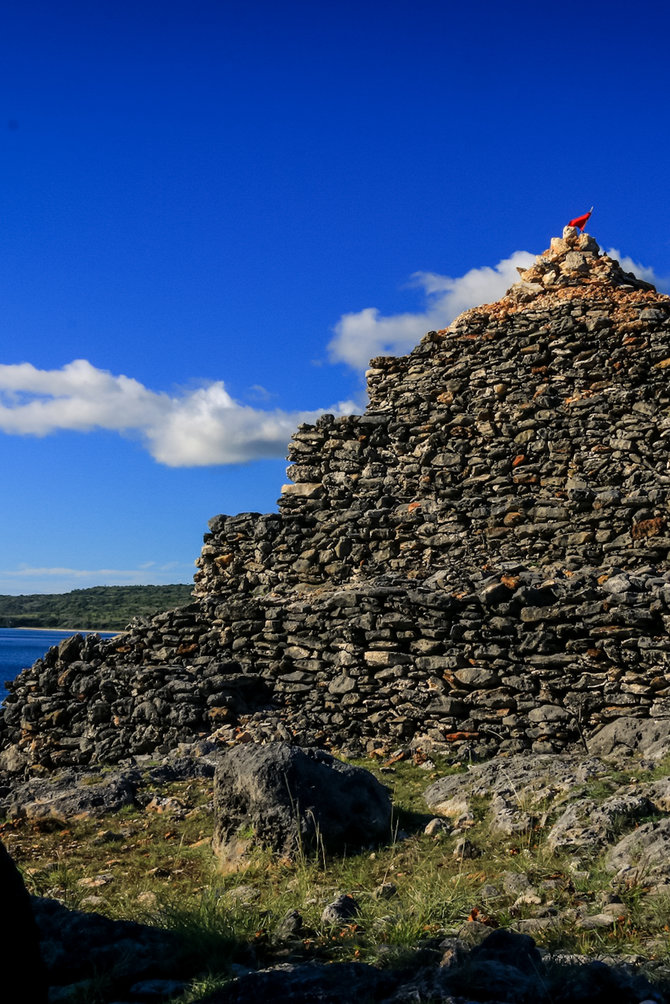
xmin=191 ymin=962 xmax=395 ymax=1003
xmin=435 ymin=930 xmax=545 ymax=1000
xmin=0 ymin=840 xmax=48 ymax=1002
xmin=32 ymin=896 xmax=182 ymax=988
xmin=468 ymin=928 xmax=543 ymax=975
xmin=212 ymin=743 xmax=392 ymax=867
xmin=321 ymin=893 xmax=360 ymax=925
xmin=129 ymin=978 xmax=187 ymax=999
xmin=546 ymin=958 xmax=660 ymax=1003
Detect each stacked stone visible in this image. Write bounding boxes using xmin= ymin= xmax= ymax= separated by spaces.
xmin=7 ymin=562 xmax=670 ymax=769
xmin=5 ymin=227 xmax=670 ymax=771
xmin=195 ymin=230 xmax=670 ymax=597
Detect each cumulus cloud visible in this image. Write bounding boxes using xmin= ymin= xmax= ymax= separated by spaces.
xmin=4 ymin=248 xmax=667 ymax=470
xmin=328 ymin=251 xmax=536 ymax=369
xmin=0 ymin=359 xmax=356 ymax=467
xmin=605 ymin=248 xmax=670 ymax=292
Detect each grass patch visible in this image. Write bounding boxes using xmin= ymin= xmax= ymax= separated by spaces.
xmin=4 ymin=754 xmax=670 ymax=1001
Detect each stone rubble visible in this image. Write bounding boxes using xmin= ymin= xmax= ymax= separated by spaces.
xmin=5 ymin=227 xmax=670 ymax=769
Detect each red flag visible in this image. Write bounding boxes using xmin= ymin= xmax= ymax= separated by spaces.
xmin=568 ymin=208 xmax=593 ymax=231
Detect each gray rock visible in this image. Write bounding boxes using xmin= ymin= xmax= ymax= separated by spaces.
xmin=642 ymin=776 xmax=670 ymax=811
xmin=424 ymin=817 xmax=450 ymax=836
xmin=2 ymin=769 xmax=139 ymax=823
xmin=273 ymin=909 xmax=303 ymax=941
xmin=222 ymin=884 xmax=260 ymax=906
xmin=453 ymin=837 xmax=481 ymax=859
xmin=501 ymin=871 xmax=531 ymax=896
xmin=320 ymin=893 xmax=360 ymax=926
xmin=489 ymin=794 xmax=534 ymax=835
xmin=606 ymin=817 xmax=670 ymax=881
xmin=576 ymin=913 xmax=622 ymax=930
xmin=548 ymin=791 xmax=654 ymax=852
xmin=212 ymin=742 xmax=392 ymax=866
xmin=425 ymin=754 xmax=606 ymax=836
xmin=589 ymin=717 xmax=670 ymax=763
xmin=0 ymin=743 xmax=29 ymax=773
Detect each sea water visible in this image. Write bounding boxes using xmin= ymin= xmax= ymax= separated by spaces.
xmin=0 ymin=628 xmax=117 ymax=702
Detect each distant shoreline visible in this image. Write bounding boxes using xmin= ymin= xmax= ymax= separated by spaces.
xmin=10 ymin=627 xmax=121 ymax=635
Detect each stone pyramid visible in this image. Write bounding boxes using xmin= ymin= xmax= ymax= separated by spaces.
xmin=4 ymin=226 xmax=670 ymax=773
xmin=197 ymin=226 xmax=669 ymax=596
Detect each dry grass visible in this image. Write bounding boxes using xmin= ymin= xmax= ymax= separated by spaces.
xmin=3 ymin=754 xmax=670 ymax=1001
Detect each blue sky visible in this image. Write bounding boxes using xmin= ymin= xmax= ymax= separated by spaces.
xmin=2 ymin=0 xmax=670 ymax=594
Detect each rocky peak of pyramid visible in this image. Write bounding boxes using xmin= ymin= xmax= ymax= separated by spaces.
xmin=510 ymin=225 xmax=656 ymax=302
xmin=201 ymin=226 xmax=670 ymax=604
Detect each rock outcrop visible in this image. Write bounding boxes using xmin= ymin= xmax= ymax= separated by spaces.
xmin=5 ymin=226 xmax=670 ymax=769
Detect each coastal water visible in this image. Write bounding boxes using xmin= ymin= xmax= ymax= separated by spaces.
xmin=0 ymin=628 xmax=117 ymax=702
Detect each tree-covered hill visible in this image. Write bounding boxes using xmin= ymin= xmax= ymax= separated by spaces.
xmin=0 ymin=584 xmax=193 ymax=630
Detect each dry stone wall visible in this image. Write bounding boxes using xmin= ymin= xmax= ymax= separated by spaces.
xmin=5 ymin=227 xmax=670 ymax=772
xmin=195 ymin=236 xmax=670 ymax=599
xmin=6 ymin=563 xmax=670 ymax=770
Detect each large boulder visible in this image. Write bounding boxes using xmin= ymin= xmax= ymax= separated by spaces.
xmin=0 ymin=839 xmax=48 ymax=1002
xmin=212 ymin=743 xmax=392 ymax=867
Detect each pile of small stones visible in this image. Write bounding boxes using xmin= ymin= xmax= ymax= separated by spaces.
xmin=5 ymin=227 xmax=670 ymax=771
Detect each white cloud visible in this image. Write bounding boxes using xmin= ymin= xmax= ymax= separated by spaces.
xmin=329 ymin=247 xmax=670 ymax=371
xmin=0 ymin=359 xmax=357 ymax=467
xmin=3 ymin=248 xmax=666 ymax=472
xmin=2 ymin=565 xmax=182 ymax=578
xmin=0 ymin=562 xmax=195 ymax=594
xmin=328 ymin=251 xmax=536 ymax=369
xmin=247 ymin=384 xmax=274 ymax=402
xmin=605 ymin=248 xmax=670 ymax=292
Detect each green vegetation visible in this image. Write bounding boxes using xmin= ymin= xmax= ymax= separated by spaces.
xmin=5 ymin=755 xmax=670 ymax=1002
xmin=0 ymin=584 xmax=193 ymax=630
